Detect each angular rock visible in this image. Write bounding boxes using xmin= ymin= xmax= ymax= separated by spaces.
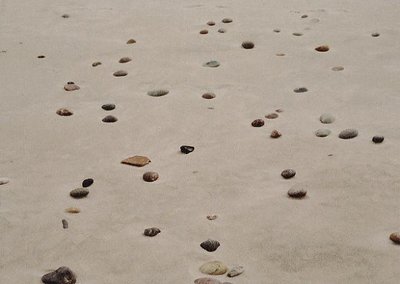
xmin=41 ymin=266 xmax=76 ymax=284
xmin=143 ymin=171 xmax=159 ymax=182
xmin=200 ymin=239 xmax=220 ymax=252
xmin=144 ymin=227 xmax=161 ymax=237
xmin=227 ymin=266 xmax=244 ymax=277
xmin=339 ymin=129 xmax=358 ymax=139
xmin=281 ymin=169 xmax=296 ymax=179
xmin=82 ymin=178 xmax=94 ymax=188
xmin=200 ymin=261 xmax=228 ymax=275
xmin=121 ymin=156 xmax=151 ymax=167
xmin=180 ymin=145 xmax=195 ymax=154
xmin=69 ymin=188 xmax=89 ymax=199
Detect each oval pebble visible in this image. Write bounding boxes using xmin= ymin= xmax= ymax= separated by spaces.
xmin=143 ymin=171 xmax=159 ymax=182
xmin=199 ymin=261 xmax=228 ymax=275
xmin=372 ymin=136 xmax=384 ymax=143
xmin=371 ymin=33 xmax=380 ymax=37
xmin=147 ymin=89 xmax=169 ymax=97
xmin=70 ymin=188 xmax=89 ymax=199
xmin=0 ymin=178 xmax=10 ymax=185
xmin=251 ymin=119 xmax=264 ymax=127
xmin=127 ymin=39 xmax=136 ymax=44
xmin=101 ymin=104 xmax=116 ymax=111
xmin=202 ymin=92 xmax=216 ymax=99
xmin=207 ymin=21 xmax=215 ymax=26
xmin=82 ymin=178 xmax=94 ymax=188
xmin=144 ymin=227 xmax=161 ymax=237
xmin=200 ymin=30 xmax=208 ymax=35
xmin=281 ymin=169 xmax=296 ymax=179
xmin=200 ymin=239 xmax=220 ymax=252
xmin=204 ymin=61 xmax=220 ymax=68
xmin=294 ymin=87 xmax=308 ymax=93
xmin=222 ymin=18 xmax=233 ymax=23
xmin=102 ymin=115 xmax=118 ymax=123
xmin=339 ymin=129 xmax=358 ymax=139
xmin=389 ymin=232 xmax=400 ymax=244
xmin=273 ymin=28 xmax=281 ymax=33
xmin=315 ymin=129 xmax=331 ymax=137
xmin=319 ymin=113 xmax=335 ymax=124
xmin=113 ymin=70 xmax=128 ymax=77
xmin=270 ymin=130 xmax=282 ymax=138
xmin=265 ymin=113 xmax=278 ymax=119
xmin=227 ymin=266 xmax=244 ymax=277
xmin=288 ymin=185 xmax=307 ymax=199
xmin=119 ymin=57 xmax=132 ymax=63
xmin=194 ymin=278 xmax=222 ymax=284
xmin=293 ymin=32 xmax=303 ymax=36
xmin=64 ymin=83 xmax=80 ymax=91
xmin=315 ymin=45 xmax=330 ymax=52
xmin=92 ymin=61 xmax=102 ymax=67
xmin=242 ymin=41 xmax=255 ymax=49
xmin=56 ymin=108 xmax=73 ymax=116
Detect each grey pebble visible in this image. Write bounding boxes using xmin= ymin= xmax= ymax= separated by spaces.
xmin=69 ymin=188 xmax=89 ymax=199
xmin=227 ymin=265 xmax=244 ymax=277
xmin=319 ymin=113 xmax=335 ymax=124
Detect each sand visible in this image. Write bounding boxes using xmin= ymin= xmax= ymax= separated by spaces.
xmin=1 ymin=0 xmax=400 ymax=283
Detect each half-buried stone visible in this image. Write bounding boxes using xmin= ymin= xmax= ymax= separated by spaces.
xmin=147 ymin=89 xmax=169 ymax=97
xmin=70 ymin=188 xmax=89 ymax=199
xmin=202 ymin=92 xmax=216 ymax=99
xmin=144 ymin=227 xmax=161 ymax=237
xmin=101 ymin=104 xmax=116 ymax=111
xmin=64 ymin=82 xmax=80 ymax=91
xmin=242 ymin=41 xmax=255 ymax=49
xmin=126 ymin=39 xmax=136 ymax=44
xmin=113 ymin=70 xmax=128 ymax=77
xmin=315 ymin=129 xmax=331 ymax=137
xmin=102 ymin=115 xmax=118 ymax=123
xmin=319 ymin=113 xmax=335 ymax=124
xmin=56 ymin=108 xmax=73 ymax=116
xmin=339 ymin=129 xmax=358 ymax=139
xmin=119 ymin=57 xmax=132 ymax=63
xmin=41 ymin=266 xmax=76 ymax=284
xmin=203 ymin=61 xmax=220 ymax=68
xmin=199 ymin=261 xmax=228 ymax=275
xmin=294 ymin=87 xmax=308 ymax=93
xmin=287 ymin=184 xmax=307 ymax=199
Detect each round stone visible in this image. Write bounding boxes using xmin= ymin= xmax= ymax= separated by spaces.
xmin=180 ymin=145 xmax=195 ymax=154
xmin=143 ymin=171 xmax=159 ymax=182
xmin=281 ymin=169 xmax=296 ymax=179
xmin=204 ymin=61 xmax=220 ymax=68
xmin=92 ymin=61 xmax=102 ymax=67
xmin=222 ymin=18 xmax=233 ymax=23
xmin=64 ymin=83 xmax=80 ymax=91
xmin=315 ymin=129 xmax=331 ymax=137
xmin=82 ymin=178 xmax=94 ymax=188
xmin=119 ymin=57 xmax=132 ymax=63
xmin=113 ymin=70 xmax=128 ymax=77
xmin=126 ymin=39 xmax=136 ymax=44
xmin=200 ymin=30 xmax=208 ymax=35
xmin=70 ymin=188 xmax=89 ymax=199
xmin=315 ymin=45 xmax=330 ymax=52
xmin=147 ymin=89 xmax=169 ymax=97
xmin=144 ymin=227 xmax=161 ymax=237
xmin=0 ymin=177 xmax=10 ymax=185
xmin=227 ymin=266 xmax=244 ymax=277
xmin=102 ymin=115 xmax=118 ymax=123
xmin=389 ymin=232 xmax=400 ymax=244
xmin=194 ymin=278 xmax=222 ymax=284
xmin=372 ymin=136 xmax=384 ymax=144
xmin=41 ymin=266 xmax=76 ymax=284
xmin=251 ymin=119 xmax=264 ymax=127
xmin=101 ymin=104 xmax=116 ymax=111
xmin=294 ymin=87 xmax=308 ymax=93
xmin=202 ymin=92 xmax=216 ymax=99
xmin=199 ymin=261 xmax=228 ymax=275
xmin=288 ymin=185 xmax=307 ymax=199
xmin=265 ymin=113 xmax=278 ymax=119
xmin=242 ymin=41 xmax=255 ymax=49
xmin=339 ymin=129 xmax=358 ymax=139
xmin=56 ymin=108 xmax=73 ymax=116
xmin=319 ymin=113 xmax=335 ymax=124
xmin=200 ymin=239 xmax=220 ymax=252
xmin=270 ymin=130 xmax=282 ymax=138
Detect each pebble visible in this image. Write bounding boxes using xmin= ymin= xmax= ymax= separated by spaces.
xmin=199 ymin=261 xmax=228 ymax=275
xmin=144 ymin=227 xmax=161 ymax=237
xmin=65 ymin=207 xmax=80 ymax=214
xmin=180 ymin=145 xmax=195 ymax=154
xmin=38 ymin=55 xmax=45 ymax=59
xmin=218 ymin=28 xmax=226 ymax=33
xmin=119 ymin=57 xmax=132 ymax=63
xmin=56 ymin=108 xmax=73 ymax=116
xmin=301 ymin=14 xmax=308 ymax=18
xmin=294 ymin=87 xmax=308 ymax=93
xmin=389 ymin=232 xmax=400 ymax=244
xmin=113 ymin=70 xmax=128 ymax=77
xmin=315 ymin=45 xmax=330 ymax=52
xmin=147 ymin=89 xmax=169 ymax=97
xmin=61 ymin=14 xmax=70 ymax=18
xmin=275 ymin=109 xmax=284 ymax=113
xmin=372 ymin=136 xmax=384 ymax=143
xmin=121 ymin=155 xmax=151 ymax=167
xmin=315 ymin=129 xmax=331 ymax=137
xmin=227 ymin=266 xmax=244 ymax=277
xmin=222 ymin=18 xmax=233 ymax=23
xmin=143 ymin=171 xmax=159 ymax=182
xmin=270 ymin=130 xmax=282 ymax=138
xmin=0 ymin=177 xmax=10 ymax=185
xmin=319 ymin=113 xmax=335 ymax=124
xmin=194 ymin=278 xmax=222 ymax=284
xmin=265 ymin=113 xmax=278 ymax=119
xmin=207 ymin=21 xmax=216 ymax=26
xmin=102 ymin=115 xmax=118 ymax=123
xmin=281 ymin=169 xmax=296 ymax=179
xmin=332 ymin=66 xmax=344 ymax=71
xmin=101 ymin=104 xmax=116 ymax=111
xmin=292 ymin=32 xmax=303 ymax=36
xmin=242 ymin=41 xmax=255 ymax=49
xmin=62 ymin=219 xmax=68 ymax=229
xmin=126 ymin=39 xmax=136 ymax=44
xmin=204 ymin=61 xmax=220 ymax=68
xmin=200 ymin=30 xmax=208 ymax=35
xmin=276 ymin=53 xmax=286 ymax=56
xmin=41 ymin=266 xmax=76 ymax=284
xmin=371 ymin=33 xmax=380 ymax=37
xmin=64 ymin=82 xmax=80 ymax=91
xmin=287 ymin=185 xmax=307 ymax=199
xmin=92 ymin=62 xmax=102 ymax=67
xmin=82 ymin=178 xmax=94 ymax=188
xmin=202 ymin=92 xmax=216 ymax=99
xmin=273 ymin=28 xmax=281 ymax=33
xmin=70 ymin=188 xmax=89 ymax=199
xmin=200 ymin=239 xmax=220 ymax=252
xmin=251 ymin=119 xmax=264 ymax=127
xmin=207 ymin=215 xmax=217 ymax=220
xmin=338 ymin=129 xmax=358 ymax=139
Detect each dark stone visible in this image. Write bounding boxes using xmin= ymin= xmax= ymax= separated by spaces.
xmin=82 ymin=178 xmax=94 ymax=188
xmin=102 ymin=115 xmax=118 ymax=123
xmin=69 ymin=188 xmax=89 ymax=199
xmin=200 ymin=239 xmax=220 ymax=252
xmin=180 ymin=145 xmax=195 ymax=154
xmin=144 ymin=227 xmax=161 ymax=237
xmin=62 ymin=219 xmax=68 ymax=229
xmin=101 ymin=104 xmax=116 ymax=111
xmin=41 ymin=266 xmax=76 ymax=284
xmin=372 ymin=136 xmax=384 ymax=144
xmin=251 ymin=119 xmax=264 ymax=127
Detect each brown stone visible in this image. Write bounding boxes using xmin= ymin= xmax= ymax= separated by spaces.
xmin=390 ymin=232 xmax=400 ymax=244
xmin=315 ymin=45 xmax=330 ymax=52
xmin=251 ymin=119 xmax=264 ymax=127
xmin=143 ymin=171 xmax=159 ymax=182
xmin=56 ymin=108 xmax=73 ymax=116
xmin=121 ymin=156 xmax=151 ymax=167
xmin=64 ymin=83 xmax=80 ymax=91
xmin=270 ymin=130 xmax=282 ymax=138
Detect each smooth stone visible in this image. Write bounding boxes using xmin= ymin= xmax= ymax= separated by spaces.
xmin=113 ymin=70 xmax=128 ymax=77
xmin=62 ymin=219 xmax=68 ymax=229
xmin=56 ymin=108 xmax=73 ymax=116
xmin=70 ymin=188 xmax=89 ymax=199
xmin=281 ymin=169 xmax=296 ymax=179
xmin=315 ymin=45 xmax=330 ymax=52
xmin=227 ymin=266 xmax=244 ymax=277
xmin=194 ymin=278 xmax=222 ymax=284
xmin=301 ymin=14 xmax=308 ymax=18
xmin=61 ymin=14 xmax=70 ymax=18
xmin=65 ymin=207 xmax=80 ymax=214
xmin=92 ymin=61 xmax=102 ymax=67
xmin=82 ymin=178 xmax=94 ymax=188
xmin=292 ymin=32 xmax=303 ymax=36
xmin=275 ymin=109 xmax=284 ymax=113
xmin=144 ymin=227 xmax=161 ymax=237
xmin=207 ymin=21 xmax=216 ymax=26
xmin=102 ymin=115 xmax=118 ymax=123
xmin=147 ymin=89 xmax=169 ymax=97
xmin=38 ymin=55 xmax=45 ymax=59
xmin=315 ymin=129 xmax=331 ymax=137
xmin=270 ymin=130 xmax=282 ymax=138
xmin=288 ymin=185 xmax=307 ymax=199
xmin=372 ymin=136 xmax=384 ymax=143
xmin=119 ymin=57 xmax=132 ymax=63
xmin=121 ymin=156 xmax=151 ymax=167
xmin=200 ymin=239 xmax=220 ymax=252
xmin=101 ymin=104 xmax=116 ymax=111
xmin=265 ymin=113 xmax=278 ymax=119
xmin=332 ymin=66 xmax=344 ymax=71
xmin=126 ymin=39 xmax=136 ymax=44
xmin=0 ymin=177 xmax=10 ymax=185
xmin=371 ymin=33 xmax=380 ymax=37
xmin=242 ymin=41 xmax=255 ymax=49
xmin=339 ymin=129 xmax=358 ymax=139
xmin=202 ymin=92 xmax=216 ymax=99
xmin=390 ymin=232 xmax=400 ymax=244
xmin=251 ymin=119 xmax=264 ymax=127
xmin=180 ymin=145 xmax=195 ymax=154
xmin=204 ymin=61 xmax=220 ymax=68
xmin=218 ymin=28 xmax=226 ymax=33
xmin=207 ymin=215 xmax=217 ymax=220
xmin=294 ymin=87 xmax=308 ymax=93
xmin=199 ymin=261 xmax=228 ymax=275
xmin=273 ymin=28 xmax=281 ymax=33
xmin=64 ymin=83 xmax=80 ymax=91
xmin=41 ymin=266 xmax=76 ymax=284
xmin=222 ymin=18 xmax=233 ymax=23
xmin=320 ymin=113 xmax=335 ymax=124
xmin=200 ymin=30 xmax=208 ymax=35
xmin=143 ymin=171 xmax=159 ymax=182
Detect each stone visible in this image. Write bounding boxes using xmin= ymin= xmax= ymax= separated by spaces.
xmin=288 ymin=185 xmax=307 ymax=199
xmin=56 ymin=108 xmax=73 ymax=116
xmin=41 ymin=266 xmax=76 ymax=284
xmin=372 ymin=136 xmax=384 ymax=143
xmin=38 ymin=55 xmax=45 ymax=59
xmin=70 ymin=188 xmax=89 ymax=199
xmin=194 ymin=278 xmax=222 ymax=284
xmin=0 ymin=177 xmax=10 ymax=185
xmin=62 ymin=219 xmax=68 ymax=229
xmin=113 ymin=70 xmax=128 ymax=77
xmin=121 ymin=156 xmax=151 ymax=167
xmin=147 ymin=89 xmax=169 ymax=97
xmin=315 ymin=129 xmax=331 ymax=137
xmin=222 ymin=18 xmax=233 ymax=23
xmin=281 ymin=169 xmax=296 ymax=179
xmin=207 ymin=215 xmax=217 ymax=220
xmin=301 ymin=14 xmax=308 ymax=18
xmin=242 ymin=41 xmax=255 ymax=49
xmin=270 ymin=130 xmax=282 ymax=138
xmin=389 ymin=232 xmax=400 ymax=244
xmin=101 ymin=104 xmax=116 ymax=111
xmin=126 ymin=39 xmax=136 ymax=44
xmin=199 ymin=261 xmax=228 ymax=275
xmin=218 ymin=28 xmax=226 ymax=33
xmin=227 ymin=266 xmax=244 ymax=277
xmin=339 ymin=129 xmax=358 ymax=139
xmin=275 ymin=109 xmax=284 ymax=113
xmin=61 ymin=14 xmax=70 ymax=18
xmin=202 ymin=93 xmax=216 ymax=99
xmin=200 ymin=30 xmax=208 ymax=35
xmin=251 ymin=119 xmax=264 ymax=127
xmin=276 ymin=53 xmax=286 ymax=56
xmin=180 ymin=145 xmax=195 ymax=154
xmin=319 ymin=113 xmax=335 ymax=124
xmin=207 ymin=21 xmax=216 ymax=26
xmin=102 ymin=115 xmax=118 ymax=123
xmin=204 ymin=61 xmax=220 ymax=68
xmin=200 ymin=239 xmax=220 ymax=252
xmin=371 ymin=33 xmax=380 ymax=37
xmin=119 ymin=57 xmax=132 ymax=63
xmin=64 ymin=83 xmax=80 ymax=91
xmin=265 ymin=113 xmax=278 ymax=119
xmin=315 ymin=45 xmax=330 ymax=52
xmin=273 ymin=28 xmax=281 ymax=33
xmin=143 ymin=171 xmax=159 ymax=182
xmin=292 ymin=32 xmax=303 ymax=36
xmin=144 ymin=227 xmax=161 ymax=237
xmin=332 ymin=66 xmax=344 ymax=71
xmin=65 ymin=207 xmax=80 ymax=214
xmin=294 ymin=87 xmax=308 ymax=93
xmin=92 ymin=61 xmax=102 ymax=67
xmin=82 ymin=178 xmax=94 ymax=188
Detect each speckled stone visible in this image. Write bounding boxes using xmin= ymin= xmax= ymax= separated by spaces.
xmin=288 ymin=185 xmax=307 ymax=199
xmin=41 ymin=266 xmax=76 ymax=284
xmin=319 ymin=113 xmax=335 ymax=124
xmin=227 ymin=266 xmax=244 ymax=277
xmin=315 ymin=129 xmax=331 ymax=137
xmin=70 ymin=188 xmax=89 ymax=199
xmin=389 ymin=232 xmax=400 ymax=244
xmin=294 ymin=87 xmax=308 ymax=93
xmin=144 ymin=227 xmax=161 ymax=237
xmin=339 ymin=129 xmax=358 ymax=139
xmin=199 ymin=261 xmax=228 ymax=275
xmin=281 ymin=169 xmax=296 ymax=179
xmin=270 ymin=130 xmax=282 ymax=138
xmin=143 ymin=171 xmax=159 ymax=182
xmin=251 ymin=119 xmax=264 ymax=127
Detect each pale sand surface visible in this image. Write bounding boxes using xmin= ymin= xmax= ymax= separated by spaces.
xmin=1 ymin=0 xmax=400 ymax=283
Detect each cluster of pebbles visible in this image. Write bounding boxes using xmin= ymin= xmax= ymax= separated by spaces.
xmin=199 ymin=18 xmax=233 ymax=35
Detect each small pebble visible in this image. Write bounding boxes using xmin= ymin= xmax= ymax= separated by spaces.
xmin=222 ymin=18 xmax=233 ymax=23
xmin=65 ymin=207 xmax=80 ymax=214
xmin=275 ymin=109 xmax=284 ymax=113
xmin=301 ymin=14 xmax=308 ymax=18
xmin=281 ymin=169 xmax=296 ymax=179
xmin=144 ymin=227 xmax=161 ymax=237
xmin=194 ymin=278 xmax=222 ymax=284
xmin=119 ymin=57 xmax=132 ymax=63
xmin=242 ymin=41 xmax=255 ymax=49
xmin=207 ymin=215 xmax=217 ymax=220
xmin=70 ymin=188 xmax=89 ymax=199
xmin=319 ymin=113 xmax=335 ymax=124
xmin=372 ymin=136 xmax=384 ymax=143
xmin=62 ymin=219 xmax=68 ymax=229
xmin=102 ymin=115 xmax=118 ymax=123
xmin=332 ymin=66 xmax=344 ymax=71
xmin=121 ymin=156 xmax=151 ymax=167
xmin=143 ymin=171 xmax=159 ymax=182
xmin=0 ymin=178 xmax=9 ymax=185
xmin=288 ymin=185 xmax=307 ymax=199
xmin=147 ymin=89 xmax=169 ymax=97
xmin=273 ymin=28 xmax=281 ymax=33
xmin=200 ymin=261 xmax=228 ymax=275
xmin=56 ymin=108 xmax=73 ymax=116
xmin=113 ymin=70 xmax=128 ymax=77
xmin=41 ymin=266 xmax=76 ymax=284
xmin=64 ymin=82 xmax=80 ymax=91
xmin=294 ymin=87 xmax=308 ymax=93
xmin=101 ymin=104 xmax=116 ymax=111
xmin=202 ymin=92 xmax=216 ymax=99
xmin=61 ymin=14 xmax=70 ymax=18
xmin=292 ymin=32 xmax=303 ymax=36
xmin=315 ymin=129 xmax=331 ymax=137
xmin=38 ymin=55 xmax=45 ymax=59
xmin=82 ymin=178 xmax=94 ymax=188
xmin=180 ymin=145 xmax=195 ymax=154
xmin=270 ymin=130 xmax=282 ymax=138
xmin=92 ymin=61 xmax=102 ymax=67
xmin=200 ymin=30 xmax=209 ymax=35
xmin=218 ymin=28 xmax=226 ymax=33
xmin=315 ymin=45 xmax=330 ymax=52
xmin=389 ymin=232 xmax=400 ymax=244
xmin=200 ymin=239 xmax=220 ymax=252
xmin=126 ymin=39 xmax=136 ymax=44
xmin=371 ymin=33 xmax=380 ymax=37
xmin=276 ymin=53 xmax=286 ymax=56
xmin=339 ymin=129 xmax=358 ymax=139
xmin=251 ymin=119 xmax=265 ymax=127
xmin=203 ymin=61 xmax=220 ymax=68
xmin=227 ymin=266 xmax=244 ymax=277
xmin=265 ymin=113 xmax=278 ymax=119
xmin=207 ymin=21 xmax=216 ymax=26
